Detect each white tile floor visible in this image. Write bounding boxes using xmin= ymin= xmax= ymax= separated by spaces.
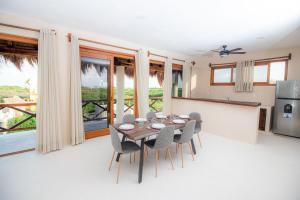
xmin=0 ymin=132 xmax=300 ymax=200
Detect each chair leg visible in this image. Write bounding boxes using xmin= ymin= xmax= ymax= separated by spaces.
xmin=116 ymin=155 xmax=121 ymax=184
xmin=134 ymin=152 xmax=136 ymax=163
xmin=165 ymin=149 xmax=168 ymax=160
xmin=130 ymin=153 xmax=132 ymax=164
xmin=176 ymin=143 xmax=178 ymax=154
xmin=197 ymin=133 xmax=202 ymax=148
xmin=188 ymin=142 xmax=195 ymax=161
xmin=180 ymin=144 xmax=184 ymax=168
xmin=158 ymin=149 xmax=160 ymax=160
xmin=167 ymin=148 xmax=175 ymax=170
xmin=108 ymin=150 xmax=115 ymax=171
xmin=155 ymin=150 xmax=159 ymax=177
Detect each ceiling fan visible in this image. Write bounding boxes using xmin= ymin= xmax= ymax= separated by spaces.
xmin=211 ymin=45 xmax=246 ymax=57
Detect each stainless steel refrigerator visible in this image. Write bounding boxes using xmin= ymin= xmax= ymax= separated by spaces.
xmin=273 ymin=80 xmax=300 ymax=138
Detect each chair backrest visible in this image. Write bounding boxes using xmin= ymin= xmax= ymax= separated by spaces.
xmin=153 ymin=126 xmax=175 ymax=149
xmin=122 ymin=114 xmax=135 ymax=124
xmin=109 ymin=126 xmax=123 ymax=153
xmin=179 ymin=120 xmax=196 ymax=143
xmin=189 ymin=112 xmax=201 ymax=132
xmin=146 ymin=111 xmax=156 ymax=121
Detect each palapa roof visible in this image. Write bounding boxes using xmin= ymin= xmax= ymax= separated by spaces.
xmin=0 ymin=39 xmax=38 ymax=69
xmin=0 ymin=38 xmax=181 ymax=86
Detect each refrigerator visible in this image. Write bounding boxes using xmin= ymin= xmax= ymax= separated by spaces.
xmin=273 ymin=80 xmax=300 ymax=138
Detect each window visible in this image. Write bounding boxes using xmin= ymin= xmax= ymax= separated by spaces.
xmin=149 ymin=60 xmax=164 ymax=112
xmin=0 ymin=33 xmax=38 ymax=156
xmin=210 ymin=59 xmax=288 ymax=86
xmin=210 ymin=64 xmax=235 ymax=85
xmin=172 ymin=64 xmax=183 ymax=97
xmin=254 ymin=60 xmax=287 ymax=85
xmin=253 ymin=64 xmax=268 ymax=83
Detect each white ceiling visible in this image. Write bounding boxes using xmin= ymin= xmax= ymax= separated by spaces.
xmin=1 ymin=0 xmax=300 ymax=55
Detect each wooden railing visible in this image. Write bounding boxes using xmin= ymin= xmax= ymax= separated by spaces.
xmin=149 ymin=97 xmax=163 ymax=112
xmin=0 ymin=102 xmax=36 ymax=133
xmin=0 ymin=96 xmax=163 ymax=132
xmin=82 ymin=96 xmax=163 ymax=122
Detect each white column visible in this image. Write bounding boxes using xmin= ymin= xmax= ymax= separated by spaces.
xmin=162 ymin=57 xmax=172 ymax=115
xmin=136 ymin=49 xmax=149 ymax=118
xmin=182 ymin=62 xmax=191 ymax=98
xmin=116 ymin=66 xmax=125 ymax=123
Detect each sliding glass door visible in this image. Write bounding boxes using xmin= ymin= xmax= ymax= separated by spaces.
xmin=80 ymin=48 xmax=114 ymax=138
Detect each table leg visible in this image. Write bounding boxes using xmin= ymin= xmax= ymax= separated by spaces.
xmin=138 ymin=138 xmax=145 ymax=183
xmin=191 ymin=138 xmax=196 ymax=155
xmin=116 ymin=135 xmax=126 ymax=162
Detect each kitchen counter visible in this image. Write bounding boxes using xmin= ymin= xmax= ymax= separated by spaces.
xmin=172 ymin=97 xmax=261 ymax=107
xmin=171 ymin=97 xmax=261 ymax=144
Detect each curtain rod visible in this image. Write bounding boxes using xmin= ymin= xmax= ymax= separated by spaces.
xmin=147 ymin=51 xmax=186 ymax=62
xmin=0 ymin=23 xmax=56 ymax=33
xmin=68 ymin=33 xmax=138 ymax=52
xmin=209 ymin=53 xmax=292 ymax=67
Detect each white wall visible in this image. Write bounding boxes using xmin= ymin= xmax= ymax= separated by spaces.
xmin=191 ymin=47 xmax=300 ymax=106
xmin=172 ymin=98 xmax=260 ymax=144
xmin=0 ymin=11 xmax=193 ymax=146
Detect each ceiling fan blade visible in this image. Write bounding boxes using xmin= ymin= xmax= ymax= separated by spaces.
xmin=229 ymin=48 xmax=242 ymax=52
xmin=229 ymin=52 xmax=246 ymax=54
xmin=210 ymin=50 xmax=220 ymax=52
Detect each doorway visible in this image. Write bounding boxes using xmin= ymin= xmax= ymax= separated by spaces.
xmin=80 ymin=46 xmax=136 ymax=138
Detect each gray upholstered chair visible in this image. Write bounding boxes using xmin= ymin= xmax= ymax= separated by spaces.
xmin=146 ymin=111 xmax=156 ymax=121
xmin=108 ymin=126 xmax=140 ymax=184
xmin=174 ymin=120 xmax=196 ymax=168
xmin=144 ymin=126 xmax=175 ymax=177
xmin=189 ymin=112 xmax=203 ymax=147
xmin=122 ymin=114 xmax=135 ymax=124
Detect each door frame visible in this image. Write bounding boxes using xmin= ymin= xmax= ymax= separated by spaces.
xmin=80 ymin=45 xmax=137 ymax=138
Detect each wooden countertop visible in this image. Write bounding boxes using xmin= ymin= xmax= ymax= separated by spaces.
xmin=172 ymin=97 xmax=261 ymax=107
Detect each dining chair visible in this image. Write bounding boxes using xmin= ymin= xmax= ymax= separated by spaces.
xmin=122 ymin=114 xmax=135 ymax=124
xmin=173 ymin=120 xmax=196 ymax=168
xmin=146 ymin=111 xmax=156 ymax=121
xmin=189 ymin=112 xmax=203 ymax=148
xmin=144 ymin=126 xmax=175 ymax=177
xmin=108 ymin=126 xmax=140 ymax=184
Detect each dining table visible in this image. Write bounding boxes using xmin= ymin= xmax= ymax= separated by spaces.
xmin=114 ymin=116 xmax=197 ymax=183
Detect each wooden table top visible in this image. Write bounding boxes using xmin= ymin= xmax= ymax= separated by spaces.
xmin=115 ymin=118 xmax=188 ymax=141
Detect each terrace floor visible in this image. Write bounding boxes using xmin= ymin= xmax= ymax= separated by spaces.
xmin=0 ymin=132 xmax=300 ymax=200
xmin=0 ymin=130 xmax=36 ymax=155
xmin=0 ymin=120 xmax=108 ymax=156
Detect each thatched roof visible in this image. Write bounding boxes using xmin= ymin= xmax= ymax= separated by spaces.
xmin=0 ymin=54 xmax=37 ymax=70
xmin=0 ymin=39 xmax=38 ymax=70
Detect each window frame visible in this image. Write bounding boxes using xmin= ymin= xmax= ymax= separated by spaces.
xmin=172 ymin=63 xmax=183 ymax=97
xmin=210 ymin=63 xmax=235 ymax=86
xmin=253 ymin=60 xmax=288 ymax=86
xmin=210 ymin=59 xmax=288 ymax=86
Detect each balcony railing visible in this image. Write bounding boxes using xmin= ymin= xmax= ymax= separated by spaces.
xmin=0 ymin=102 xmax=36 ymax=133
xmin=0 ymin=97 xmax=163 ymax=133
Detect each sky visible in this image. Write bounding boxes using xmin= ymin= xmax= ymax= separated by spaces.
xmin=0 ymin=58 xmax=37 ymax=90
xmin=0 ymin=58 xmax=161 ymax=90
xmin=81 ymin=65 xmax=161 ymax=88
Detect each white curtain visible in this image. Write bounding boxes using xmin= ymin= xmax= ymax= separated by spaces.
xmin=37 ymin=29 xmax=63 ymax=153
xmin=116 ymin=66 xmax=125 ymax=123
xmin=162 ymin=58 xmax=172 ymax=115
xmin=235 ymin=60 xmax=254 ymax=92
xmin=182 ymin=62 xmax=191 ymax=98
xmin=70 ymin=35 xmax=85 ymax=145
xmin=136 ymin=49 xmax=149 ymax=118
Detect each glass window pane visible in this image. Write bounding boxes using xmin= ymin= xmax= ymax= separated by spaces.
xmin=254 ymin=65 xmax=268 ymax=82
xmin=270 ymin=62 xmax=285 ymax=84
xmin=81 ymin=57 xmax=109 ymax=131
xmin=214 ymin=68 xmax=231 ymax=83
xmin=172 ymin=70 xmax=183 ymax=97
